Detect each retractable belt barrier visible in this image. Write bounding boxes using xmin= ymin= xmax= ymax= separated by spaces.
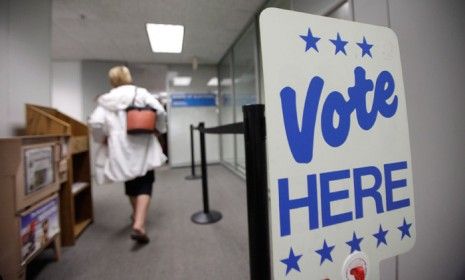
xmin=190 ymin=122 xmax=244 ymax=225
xmin=185 ymin=123 xmax=242 ymax=181
xmin=196 ymin=122 xmax=244 ymax=134
xmin=185 ymin=124 xmax=202 ymax=180
xmin=189 ymin=105 xmax=270 ymax=280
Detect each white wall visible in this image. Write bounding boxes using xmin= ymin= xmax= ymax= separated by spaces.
xmin=168 ymin=106 xmax=220 ymax=167
xmin=167 ymin=65 xmax=220 ymax=167
xmin=52 ymin=61 xmax=83 ymax=121
xmin=352 ymin=1 xmax=465 ymax=278
xmin=127 ymin=63 xmax=167 ymax=94
xmin=81 ymin=61 xmax=122 ymax=120
xmin=0 ymin=0 xmax=9 ymax=137
xmin=352 ymin=0 xmax=389 ymax=26
xmin=387 ymin=0 xmax=465 ymax=279
xmin=0 ymin=0 xmax=52 ymax=136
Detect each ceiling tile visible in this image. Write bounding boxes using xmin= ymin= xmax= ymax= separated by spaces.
xmin=52 ymin=0 xmax=266 ymax=64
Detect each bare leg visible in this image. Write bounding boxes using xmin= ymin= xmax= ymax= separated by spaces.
xmin=128 ymin=196 xmax=136 ymax=219
xmin=132 ymin=194 xmax=151 ymax=234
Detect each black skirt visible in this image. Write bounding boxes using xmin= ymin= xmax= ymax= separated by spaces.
xmin=124 ymin=170 xmax=155 ymax=196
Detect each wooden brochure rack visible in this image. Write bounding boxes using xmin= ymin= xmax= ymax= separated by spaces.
xmin=25 ymin=104 xmax=94 ymax=246
xmin=0 ymin=135 xmax=65 ymax=280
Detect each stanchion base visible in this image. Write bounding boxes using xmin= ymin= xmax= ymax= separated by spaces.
xmin=185 ymin=175 xmax=202 ymax=180
xmin=191 ymin=210 xmax=222 ymax=224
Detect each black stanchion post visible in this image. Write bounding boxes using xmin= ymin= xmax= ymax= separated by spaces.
xmin=185 ymin=124 xmax=201 ymax=180
xmin=243 ymin=104 xmax=271 ymax=280
xmin=191 ymin=122 xmax=222 ymax=224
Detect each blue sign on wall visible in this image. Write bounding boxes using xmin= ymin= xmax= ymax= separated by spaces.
xmin=171 ymin=93 xmax=216 ymax=107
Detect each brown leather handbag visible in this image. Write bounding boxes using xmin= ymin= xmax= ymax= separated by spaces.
xmin=126 ymin=87 xmax=157 ymax=134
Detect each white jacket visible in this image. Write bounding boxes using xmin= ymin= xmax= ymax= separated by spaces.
xmin=88 ymin=85 xmax=167 ymax=184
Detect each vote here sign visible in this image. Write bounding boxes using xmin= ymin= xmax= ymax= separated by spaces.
xmin=259 ymin=8 xmax=415 ymax=279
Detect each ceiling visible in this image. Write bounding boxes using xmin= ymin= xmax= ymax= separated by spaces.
xmin=52 ymin=0 xmax=267 ymax=65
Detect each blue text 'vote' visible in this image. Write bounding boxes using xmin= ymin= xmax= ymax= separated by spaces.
xmin=280 ymin=66 xmax=398 ymax=164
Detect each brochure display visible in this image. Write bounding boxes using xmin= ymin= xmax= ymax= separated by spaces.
xmin=20 ymin=196 xmax=60 ymax=265
xmin=24 ymin=146 xmax=54 ymax=195
xmin=0 ymin=135 xmax=64 ymax=280
xmin=26 ymin=104 xmax=94 ymax=246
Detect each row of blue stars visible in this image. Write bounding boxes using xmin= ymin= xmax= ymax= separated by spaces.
xmin=300 ymin=28 xmax=374 ymax=57
xmin=281 ymin=218 xmax=412 ymax=276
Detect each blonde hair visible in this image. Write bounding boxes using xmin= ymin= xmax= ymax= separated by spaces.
xmin=108 ymin=66 xmax=133 ymax=88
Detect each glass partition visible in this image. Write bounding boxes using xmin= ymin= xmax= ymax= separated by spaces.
xmin=219 ymin=54 xmax=235 ymax=168
xmin=217 ymin=0 xmax=291 ymax=175
xmin=233 ymin=24 xmax=258 ymax=171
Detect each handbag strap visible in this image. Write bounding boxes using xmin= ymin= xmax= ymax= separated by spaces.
xmin=130 ymin=86 xmax=138 ymax=106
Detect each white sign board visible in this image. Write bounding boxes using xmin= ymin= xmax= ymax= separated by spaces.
xmin=260 ymin=8 xmax=415 ymax=279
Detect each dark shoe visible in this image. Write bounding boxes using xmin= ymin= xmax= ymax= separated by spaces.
xmin=131 ymin=230 xmax=150 ymax=244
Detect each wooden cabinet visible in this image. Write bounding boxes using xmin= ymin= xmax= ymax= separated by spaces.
xmin=0 ymin=135 xmax=64 ymax=280
xmin=25 ymin=104 xmax=94 ymax=246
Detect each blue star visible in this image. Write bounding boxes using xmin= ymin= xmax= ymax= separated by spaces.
xmin=280 ymin=247 xmax=302 ymax=275
xmin=357 ymin=36 xmax=373 ymax=58
xmin=373 ymin=225 xmax=389 ymax=247
xmin=398 ymin=218 xmax=412 ymax=240
xmin=315 ymin=239 xmax=335 ymax=265
xmin=346 ymin=232 xmax=363 ymax=253
xmin=300 ymin=28 xmax=320 ymax=52
xmin=330 ymin=32 xmax=348 ymax=55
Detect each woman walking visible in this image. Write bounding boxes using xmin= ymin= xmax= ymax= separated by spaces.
xmin=89 ymin=65 xmax=167 ymax=244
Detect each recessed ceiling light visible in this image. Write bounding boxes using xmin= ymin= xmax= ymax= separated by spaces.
xmin=207 ymin=77 xmax=218 ymax=87
xmin=146 ymin=23 xmax=184 ymax=53
xmin=173 ymin=77 xmax=191 ymax=86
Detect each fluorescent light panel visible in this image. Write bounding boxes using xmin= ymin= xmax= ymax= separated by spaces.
xmin=146 ymin=23 xmax=184 ymax=53
xmin=207 ymin=77 xmax=218 ymax=87
xmin=173 ymin=77 xmax=191 ymax=86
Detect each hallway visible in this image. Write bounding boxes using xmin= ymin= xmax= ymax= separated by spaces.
xmin=28 ymin=166 xmax=249 ymax=280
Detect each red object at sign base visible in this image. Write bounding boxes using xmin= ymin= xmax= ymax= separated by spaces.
xmin=350 ymin=266 xmax=366 ymax=280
